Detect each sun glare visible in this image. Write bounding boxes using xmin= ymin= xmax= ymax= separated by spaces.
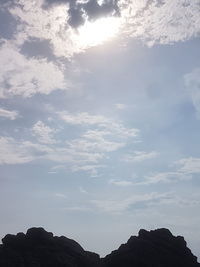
xmin=77 ymin=17 xmax=121 ymax=48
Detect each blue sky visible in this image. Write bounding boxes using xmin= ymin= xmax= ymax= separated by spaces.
xmin=0 ymin=0 xmax=200 ymax=259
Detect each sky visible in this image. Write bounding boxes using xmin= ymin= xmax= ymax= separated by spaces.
xmin=0 ymin=0 xmax=200 ymax=259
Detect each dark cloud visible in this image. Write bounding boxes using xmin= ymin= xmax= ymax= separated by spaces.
xmin=20 ymin=38 xmax=56 ymax=61
xmin=68 ymin=6 xmax=85 ymax=28
xmin=44 ymin=0 xmax=120 ymax=28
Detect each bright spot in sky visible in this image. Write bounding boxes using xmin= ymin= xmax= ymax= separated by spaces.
xmin=78 ymin=17 xmax=121 ymax=47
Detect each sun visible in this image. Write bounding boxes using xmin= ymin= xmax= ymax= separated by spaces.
xmin=77 ymin=16 xmax=122 ymax=48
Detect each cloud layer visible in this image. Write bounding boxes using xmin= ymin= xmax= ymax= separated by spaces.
xmin=0 ymin=113 xmax=139 ymax=176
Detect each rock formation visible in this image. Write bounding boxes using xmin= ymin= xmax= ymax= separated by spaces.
xmin=0 ymin=227 xmax=100 ymax=267
xmin=0 ymin=227 xmax=199 ymax=267
xmin=102 ymin=228 xmax=200 ymax=267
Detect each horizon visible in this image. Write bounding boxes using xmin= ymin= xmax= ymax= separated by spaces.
xmin=0 ymin=0 xmax=200 ymax=260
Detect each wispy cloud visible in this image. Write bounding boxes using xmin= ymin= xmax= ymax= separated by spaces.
xmin=91 ymin=191 xmax=200 ymax=214
xmin=91 ymin=192 xmax=173 ymax=214
xmin=114 ymin=103 xmax=127 ymax=110
xmin=0 ymin=136 xmax=35 ymax=164
xmin=109 ymin=179 xmax=133 ymax=186
xmin=0 ymin=107 xmax=19 ymax=120
xmin=58 ymin=111 xmax=139 ymax=138
xmin=32 ymin=121 xmax=57 ymax=144
xmin=176 ymin=157 xmax=200 ymax=175
xmin=123 ymin=151 xmax=159 ymax=163
xmin=0 ymin=112 xmax=139 ymax=176
xmin=58 ymin=111 xmax=112 ymax=126
xmin=137 ymin=157 xmax=200 ymax=185
xmin=72 ymin=164 xmax=104 ymax=177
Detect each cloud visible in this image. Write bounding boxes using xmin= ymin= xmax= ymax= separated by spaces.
xmin=123 ymin=151 xmax=159 ymax=163
xmin=9 ymin=0 xmax=83 ymax=57
xmin=7 ymin=0 xmax=200 ymax=60
xmin=114 ymin=103 xmax=127 ymax=110
xmin=176 ymin=157 xmax=200 ymax=175
xmin=57 ymin=112 xmax=139 ymax=175
xmin=44 ymin=0 xmax=120 ymax=28
xmin=0 ymin=112 xmax=138 ymax=176
xmin=58 ymin=111 xmax=139 ymax=138
xmin=71 ymin=164 xmax=104 ymax=177
xmin=91 ymin=191 xmax=200 ymax=214
xmin=0 ymin=136 xmax=34 ymax=164
xmin=58 ymin=111 xmax=110 ymax=126
xmin=91 ymin=192 xmax=173 ymax=214
xmin=137 ymin=157 xmax=200 ymax=185
xmin=0 ymin=107 xmax=19 ymax=120
xmin=62 ymin=192 xmax=200 ymax=215
xmin=140 ymin=171 xmax=191 ymax=185
xmin=0 ymin=42 xmax=67 ymax=98
xmin=32 ymin=121 xmax=57 ymax=144
xmin=0 ymin=134 xmax=103 ymax=169
xmin=68 ymin=134 xmax=124 ymax=153
xmin=184 ymin=68 xmax=200 ymax=115
xmin=109 ymin=179 xmax=133 ymax=186
xmin=44 ymin=0 xmax=200 ymax=49
xmin=121 ymin=0 xmax=200 ymax=46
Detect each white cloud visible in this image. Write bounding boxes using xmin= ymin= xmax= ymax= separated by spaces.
xmin=138 ymin=157 xmax=200 ymax=185
xmin=72 ymin=164 xmax=104 ymax=177
xmin=91 ymin=191 xmax=200 ymax=215
xmin=109 ymin=179 xmax=133 ymax=186
xmin=184 ymin=68 xmax=200 ymax=115
xmin=0 ymin=43 xmax=67 ymax=98
xmin=32 ymin=121 xmax=57 ymax=144
xmin=0 ymin=107 xmax=19 ymax=120
xmin=9 ymin=0 xmax=83 ymax=57
xmin=0 ymin=134 xmax=103 ymax=169
xmin=68 ymin=136 xmax=124 ymax=153
xmin=123 ymin=151 xmax=159 ymax=163
xmin=0 ymin=112 xmax=139 ymax=176
xmin=176 ymin=157 xmax=200 ymax=175
xmin=114 ymin=103 xmax=127 ymax=110
xmin=57 ymin=112 xmax=139 ymax=175
xmin=140 ymin=171 xmax=191 ymax=185
xmin=92 ymin=192 xmax=172 ymax=214
xmin=121 ymin=0 xmax=200 ymax=46
xmin=58 ymin=112 xmax=111 ymax=126
xmin=59 ymin=112 xmax=139 ymax=138
xmin=0 ymin=136 xmax=34 ymax=164
xmin=7 ymin=0 xmax=199 ymax=60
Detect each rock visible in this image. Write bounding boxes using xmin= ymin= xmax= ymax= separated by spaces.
xmin=0 ymin=227 xmax=100 ymax=267
xmin=102 ymin=228 xmax=200 ymax=267
xmin=0 ymin=227 xmax=199 ymax=267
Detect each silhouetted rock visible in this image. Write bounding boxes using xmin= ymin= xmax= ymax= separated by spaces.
xmin=0 ymin=227 xmax=199 ymax=267
xmin=0 ymin=227 xmax=100 ymax=267
xmin=102 ymin=228 xmax=200 ymax=267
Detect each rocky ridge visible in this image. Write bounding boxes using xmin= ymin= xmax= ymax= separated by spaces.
xmin=0 ymin=227 xmax=199 ymax=267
